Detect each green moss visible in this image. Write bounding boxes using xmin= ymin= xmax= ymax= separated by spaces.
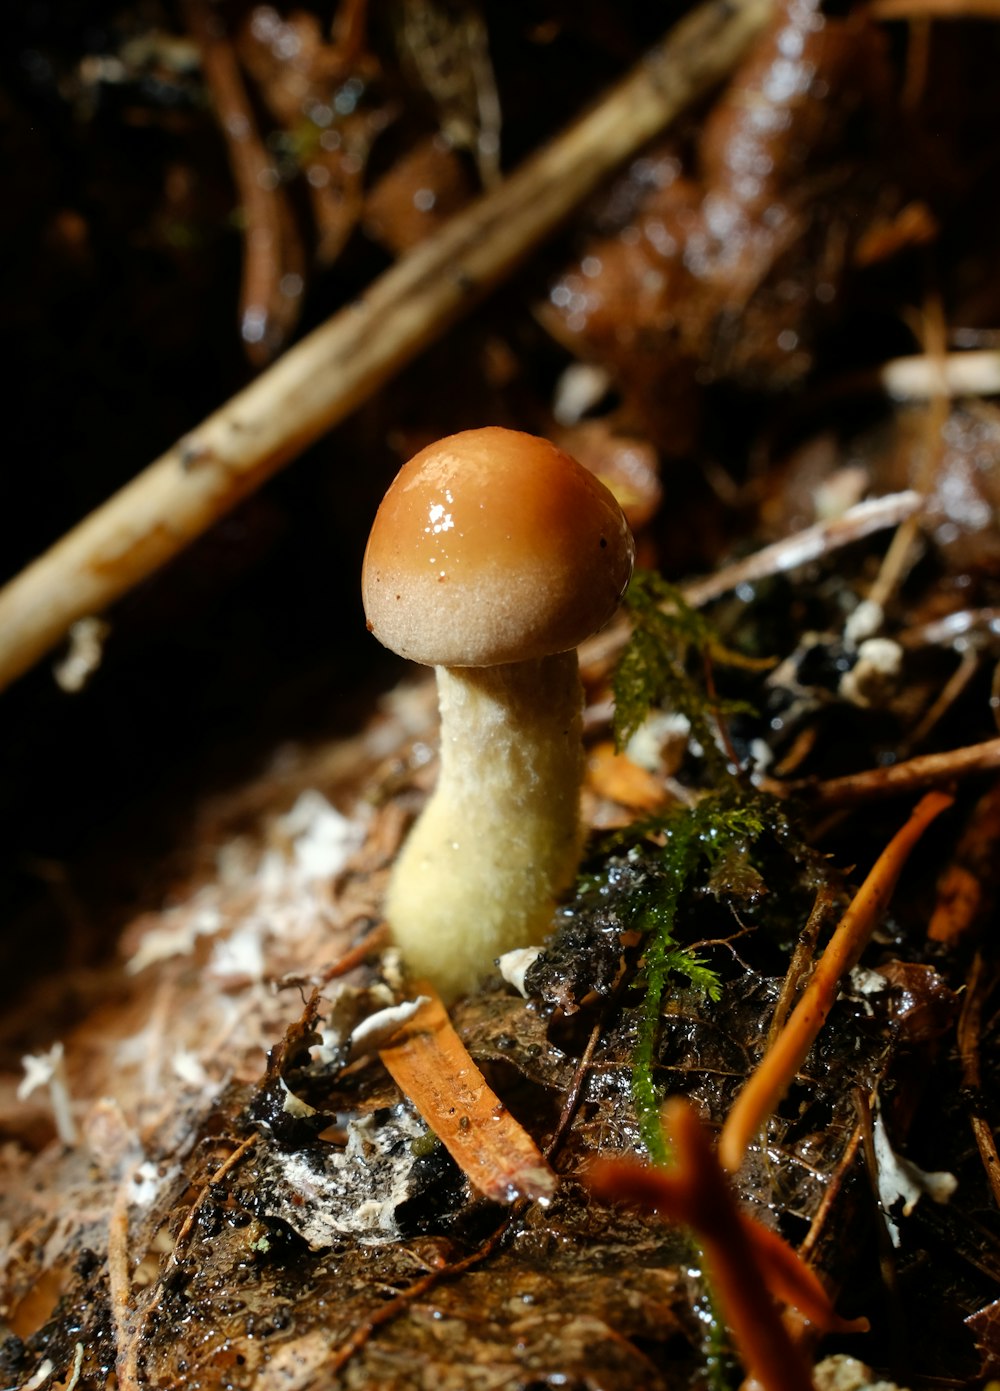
xmin=613 ymin=569 xmax=762 ymax=780
xmin=607 ymin=570 xmax=788 ymax=1159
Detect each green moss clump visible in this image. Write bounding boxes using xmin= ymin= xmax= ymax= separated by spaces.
xmin=613 ymin=569 xmax=762 ymax=781
xmin=608 ymin=570 xmax=782 ymax=1161
xmin=623 ymin=792 xmax=766 ymax=1164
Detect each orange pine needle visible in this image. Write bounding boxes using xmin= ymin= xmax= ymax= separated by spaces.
xmin=589 ymin=1099 xmax=850 ymax=1391
xmin=587 ymin=741 xmax=672 ymax=813
xmin=720 ymin=791 xmax=952 ymax=1173
xmin=379 ymin=984 xmax=556 ymax=1204
xmin=741 ymin=1214 xmax=868 ymax=1335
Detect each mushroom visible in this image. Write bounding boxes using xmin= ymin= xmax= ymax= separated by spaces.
xmin=362 ymin=426 xmax=634 ymax=1001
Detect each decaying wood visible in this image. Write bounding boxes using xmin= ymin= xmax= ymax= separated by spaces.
xmin=0 ymin=0 xmax=772 ymax=697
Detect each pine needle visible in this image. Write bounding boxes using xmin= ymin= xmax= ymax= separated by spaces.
xmin=719 ymin=791 xmax=952 ymax=1173
xmin=380 ymin=984 xmax=556 ymax=1204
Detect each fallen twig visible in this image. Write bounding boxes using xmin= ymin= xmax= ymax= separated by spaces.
xmin=324 ymin=1199 xmax=521 ymax=1379
xmin=167 ymin=1131 xmax=258 ymax=1262
xmin=108 ymin=1177 xmax=137 ymax=1391
xmin=770 ymin=737 xmax=1000 ymax=806
xmin=0 ymin=0 xmax=772 ymax=696
xmin=680 ymin=490 xmax=922 ymax=609
xmin=766 ymin=882 xmax=838 ymax=1046
xmin=318 ymin=919 xmax=391 ymax=984
xmin=379 ymin=984 xmax=555 ymax=1203
xmin=546 ymin=1019 xmax=603 ymax=1160
xmin=879 ymin=347 xmax=1000 ymax=400
xmin=899 ymin=646 xmax=981 ymax=755
xmin=796 ymin=1115 xmax=866 ymax=1267
xmin=580 ymin=490 xmax=923 ymax=676
xmin=719 ymin=791 xmax=952 ymax=1173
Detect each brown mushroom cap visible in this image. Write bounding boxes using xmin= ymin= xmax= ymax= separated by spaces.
xmin=362 ymin=427 xmax=634 ymax=667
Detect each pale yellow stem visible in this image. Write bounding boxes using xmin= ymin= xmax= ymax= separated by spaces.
xmin=387 ymin=653 xmax=583 ymax=1001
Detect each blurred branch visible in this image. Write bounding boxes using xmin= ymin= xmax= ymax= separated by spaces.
xmin=870 ymin=0 xmax=1000 ymax=18
xmin=0 ymin=0 xmax=772 ymax=696
xmin=184 ymin=0 xmax=306 ymax=365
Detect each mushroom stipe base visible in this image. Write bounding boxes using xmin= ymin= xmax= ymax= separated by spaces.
xmin=386 ymin=653 xmax=585 ymax=1002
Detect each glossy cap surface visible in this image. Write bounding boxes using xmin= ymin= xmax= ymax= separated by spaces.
xmin=362 ymin=427 xmax=634 ymax=667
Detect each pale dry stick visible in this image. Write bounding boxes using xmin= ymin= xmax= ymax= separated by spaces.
xmin=774 ymin=348 xmax=1000 ymax=426
xmin=866 ymin=302 xmax=950 ymax=617
xmin=580 ymin=488 xmax=922 ymax=677
xmin=898 ymin=605 xmax=1000 ymax=648
xmin=879 ymin=348 xmax=1000 ymax=400
xmin=108 ymin=1174 xmax=139 ymax=1391
xmin=682 ymin=489 xmax=922 ymax=610
xmin=0 ymin=0 xmax=773 ymax=698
